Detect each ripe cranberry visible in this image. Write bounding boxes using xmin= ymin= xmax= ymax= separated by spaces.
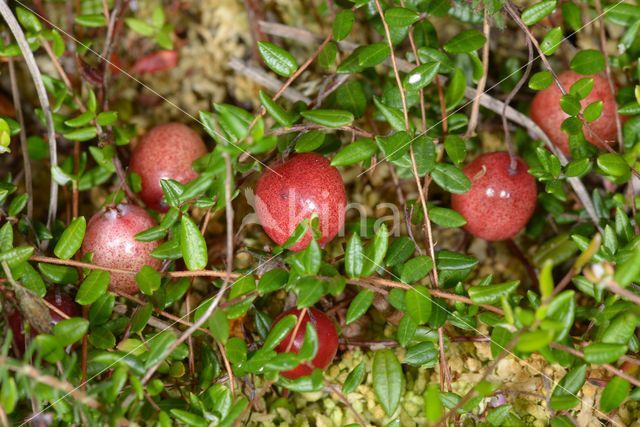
xmin=254 ymin=153 xmax=346 ymax=251
xmin=9 ymin=288 xmax=80 ymax=355
xmin=273 ymin=308 xmax=339 ymax=379
xmin=82 ymin=204 xmax=162 ymax=294
xmin=451 ymin=152 xmax=537 ymax=241
xmin=531 ymin=71 xmax=619 ymax=155
xmin=130 ymin=123 xmax=207 ymax=211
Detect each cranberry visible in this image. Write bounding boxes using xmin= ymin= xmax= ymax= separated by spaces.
xmin=130 ymin=123 xmax=207 ymax=211
xmin=9 ymin=288 xmax=80 ymax=355
xmin=254 ymin=153 xmax=346 ymax=251
xmin=451 ymin=152 xmax=537 ymax=241
xmin=531 ymin=71 xmax=619 ymax=155
xmin=82 ymin=204 xmax=162 ymax=294
xmin=273 ymin=308 xmax=339 ymax=379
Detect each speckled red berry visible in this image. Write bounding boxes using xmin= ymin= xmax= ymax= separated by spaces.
xmin=531 ymin=71 xmax=619 ymax=155
xmin=130 ymin=123 xmax=207 ymax=211
xmin=451 ymin=152 xmax=537 ymax=241
xmin=254 ymin=153 xmax=347 ymax=251
xmin=273 ymin=308 xmax=339 ymax=379
xmin=9 ymin=288 xmax=80 ymax=355
xmin=82 ymin=204 xmax=162 ymax=294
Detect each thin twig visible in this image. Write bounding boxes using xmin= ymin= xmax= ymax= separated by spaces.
xmin=0 ymin=0 xmax=58 ymax=229
xmin=466 ymin=11 xmax=490 ymax=138
xmin=8 ymin=58 xmax=33 ymax=220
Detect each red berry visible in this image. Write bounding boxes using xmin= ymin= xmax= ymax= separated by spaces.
xmin=254 ymin=153 xmax=346 ymax=251
xmin=82 ymin=204 xmax=162 ymax=294
xmin=531 ymin=71 xmax=619 ymax=155
xmin=9 ymin=288 xmax=79 ymax=355
xmin=130 ymin=123 xmax=207 ymax=211
xmin=273 ymin=308 xmax=339 ymax=379
xmin=451 ymin=152 xmax=537 ymax=241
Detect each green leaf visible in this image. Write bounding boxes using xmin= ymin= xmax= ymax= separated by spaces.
xmin=386 ymin=237 xmax=416 ymax=267
xmin=583 ymin=101 xmax=603 ymax=123
xmin=335 ymin=80 xmax=367 ymax=117
xmin=397 ymin=314 xmax=417 ymax=347
xmin=345 ymin=234 xmax=364 ymax=278
xmin=569 ymin=77 xmax=594 ymax=99
xmin=331 ymin=139 xmax=377 ymax=167
xmin=516 ymin=330 xmax=553 ymax=352
xmin=600 ymin=376 xmax=630 ymax=412
xmin=53 ymin=318 xmax=89 ymax=346
xmin=565 ymin=158 xmax=592 ymax=177
xmin=54 ymin=217 xmax=86 ymax=260
xmin=258 ymin=91 xmax=297 ymax=127
xmin=403 ymin=62 xmax=440 ymax=91
xmin=413 ymin=136 xmax=436 ymax=175
xmin=521 ymin=0 xmax=557 ymax=26
xmin=560 ymin=94 xmax=581 ymax=116
xmin=583 ymin=343 xmax=627 ymax=364
xmin=570 ymin=49 xmax=605 ymax=75
xmin=597 ymin=153 xmax=630 ymax=178
xmin=358 ymin=43 xmax=390 ymax=68
xmin=75 ymin=14 xmax=107 ymax=28
xmin=376 ymin=131 xmax=410 ymax=162
xmin=541 ymin=27 xmax=563 ymax=55
xmin=529 ymin=71 xmax=554 ymax=90
xmin=405 ymin=286 xmax=432 ymax=324
xmin=343 ymin=362 xmax=365 ymax=394
xmin=361 ymin=223 xmax=389 ymax=277
xmin=63 ymin=127 xmax=98 ymax=142
xmin=404 ymin=342 xmax=438 ymax=366
xmin=263 ymin=314 xmax=297 ymax=351
xmin=145 ymin=331 xmax=177 ymax=369
xmin=258 ymin=268 xmax=289 ymax=295
xmin=551 ymin=364 xmax=586 ymax=410
xmin=65 ymin=111 xmax=95 ymax=127
xmin=332 ymin=10 xmax=355 ymax=41
xmin=295 ymin=276 xmax=324 ymax=308
xmin=429 ymin=206 xmax=466 ymax=228
xmin=468 ymin=281 xmax=519 ymax=305
xmin=431 ymin=163 xmax=471 ymax=194
xmin=400 ymin=256 xmax=433 ymax=284
xmin=180 ymin=215 xmax=208 ymax=271
xmin=373 ymin=98 xmax=407 ymax=132
xmin=614 ymin=244 xmax=640 ymax=287
xmin=318 ymin=41 xmax=338 ymax=69
xmin=602 ymin=312 xmax=637 ymax=345
xmin=300 ymin=109 xmax=354 ymax=128
xmin=372 ymin=349 xmax=403 ymax=416
xmin=346 ymin=290 xmax=375 ymax=324
xmin=424 ymin=384 xmax=443 ymax=423
xmin=445 ymin=69 xmax=466 ymax=109
xmin=136 ymin=265 xmax=161 ymax=295
xmin=444 ymin=30 xmax=486 ymax=54
xmin=294 ymin=131 xmax=325 ymax=153
xmin=17 ymin=7 xmax=43 ymax=32
xmin=76 ymin=270 xmax=110 ymax=305
xmin=258 ymin=42 xmax=298 ymax=77
xmin=125 ymin=18 xmax=155 ymax=36
xmin=561 ymin=2 xmax=581 ymax=31
xmin=546 ymin=290 xmax=575 ymax=340
xmin=385 ymin=7 xmax=420 ymax=27
xmin=444 ymin=135 xmax=466 ymax=164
